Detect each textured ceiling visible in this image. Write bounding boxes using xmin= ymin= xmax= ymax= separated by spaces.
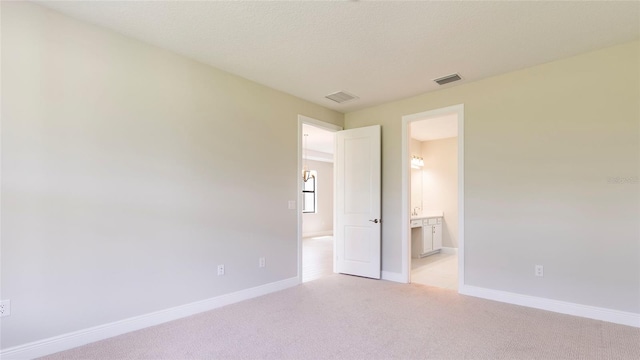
xmin=35 ymin=1 xmax=640 ymax=113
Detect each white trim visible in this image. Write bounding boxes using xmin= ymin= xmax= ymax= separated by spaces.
xmin=440 ymin=247 xmax=458 ymax=255
xmin=297 ymin=115 xmax=342 ymax=281
xmin=298 ymin=115 xmax=342 ymax=132
xmin=460 ymin=285 xmax=640 ymax=328
xmin=401 ymin=104 xmax=465 ymax=286
xmin=302 ymin=231 xmax=333 ymax=238
xmin=456 ymin=106 xmax=465 ymax=291
xmin=0 ymin=277 xmax=300 ymax=360
xmin=381 ymin=271 xmax=405 ymax=283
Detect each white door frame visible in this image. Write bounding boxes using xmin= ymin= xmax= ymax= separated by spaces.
xmin=400 ymin=104 xmax=465 ymax=289
xmin=297 ymin=115 xmax=342 ymax=283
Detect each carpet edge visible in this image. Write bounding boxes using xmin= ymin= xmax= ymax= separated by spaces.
xmin=460 ymin=284 xmax=640 ymax=328
xmin=0 ymin=277 xmax=301 ymax=360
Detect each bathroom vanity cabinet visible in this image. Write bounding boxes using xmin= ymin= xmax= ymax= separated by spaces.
xmin=411 ymin=216 xmax=443 ymax=258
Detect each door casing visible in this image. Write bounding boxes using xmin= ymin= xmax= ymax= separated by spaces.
xmin=297 ymin=115 xmax=342 ymax=283
xmin=400 ymin=104 xmax=465 ymax=288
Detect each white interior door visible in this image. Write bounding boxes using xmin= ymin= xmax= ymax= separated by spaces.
xmin=335 ymin=125 xmax=381 ymax=279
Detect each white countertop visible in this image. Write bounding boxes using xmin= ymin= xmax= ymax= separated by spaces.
xmin=411 ymin=211 xmax=443 ymax=220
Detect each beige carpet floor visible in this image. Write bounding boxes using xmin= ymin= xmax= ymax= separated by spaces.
xmin=41 ymin=275 xmax=640 ymax=360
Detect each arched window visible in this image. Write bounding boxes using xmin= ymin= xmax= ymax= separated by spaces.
xmin=302 ymin=170 xmax=317 ymax=213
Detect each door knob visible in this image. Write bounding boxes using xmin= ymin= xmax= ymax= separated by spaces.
xmin=369 ymin=219 xmax=380 ymax=223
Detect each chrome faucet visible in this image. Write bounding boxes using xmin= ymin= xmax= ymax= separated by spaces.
xmin=412 ymin=207 xmax=421 ymax=216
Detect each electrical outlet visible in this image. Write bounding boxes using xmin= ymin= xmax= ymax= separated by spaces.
xmin=535 ymin=265 xmax=544 ymax=277
xmin=217 ymin=264 xmax=225 ymax=276
xmin=0 ymin=300 xmax=10 ymax=317
xmin=259 ymin=257 xmax=266 ymax=268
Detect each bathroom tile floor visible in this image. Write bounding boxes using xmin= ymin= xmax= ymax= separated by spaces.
xmin=411 ymin=252 xmax=458 ymax=290
xmin=303 ymin=236 xmax=458 ymax=290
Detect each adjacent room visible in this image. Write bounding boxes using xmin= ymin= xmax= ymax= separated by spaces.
xmin=409 ymin=113 xmax=459 ymax=290
xmin=2 ymin=1 xmax=639 ymax=359
xmin=301 ymin=123 xmax=336 ymax=283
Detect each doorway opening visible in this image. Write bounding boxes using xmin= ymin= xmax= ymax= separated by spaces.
xmin=297 ymin=116 xmax=341 ymax=283
xmin=401 ymin=105 xmax=464 ymax=290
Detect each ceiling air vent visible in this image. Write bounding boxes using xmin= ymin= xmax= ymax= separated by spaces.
xmin=325 ymin=91 xmax=359 ymax=104
xmin=433 ymin=73 xmax=462 ymax=86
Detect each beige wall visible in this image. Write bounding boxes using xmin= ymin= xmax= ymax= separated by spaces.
xmin=1 ymin=2 xmax=343 ymax=349
xmin=302 ymin=159 xmax=334 ymax=236
xmin=421 ymin=137 xmax=458 ymax=248
xmin=346 ymin=41 xmax=640 ymax=313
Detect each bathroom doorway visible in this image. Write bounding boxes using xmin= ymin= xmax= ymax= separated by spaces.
xmin=297 ymin=116 xmax=341 ymax=282
xmin=401 ymin=105 xmax=464 ymax=290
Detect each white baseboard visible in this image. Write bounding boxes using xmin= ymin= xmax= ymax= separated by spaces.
xmin=302 ymin=231 xmax=333 ymax=238
xmin=440 ymin=247 xmax=458 ymax=255
xmin=460 ymin=285 xmax=640 ymax=328
xmin=1 ymin=277 xmax=300 ymax=360
xmin=381 ymin=271 xmax=407 ymax=283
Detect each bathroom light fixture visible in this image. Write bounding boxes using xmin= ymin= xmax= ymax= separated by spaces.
xmin=411 ymin=155 xmax=424 ymax=169
xmin=302 ymin=133 xmax=315 ymax=182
